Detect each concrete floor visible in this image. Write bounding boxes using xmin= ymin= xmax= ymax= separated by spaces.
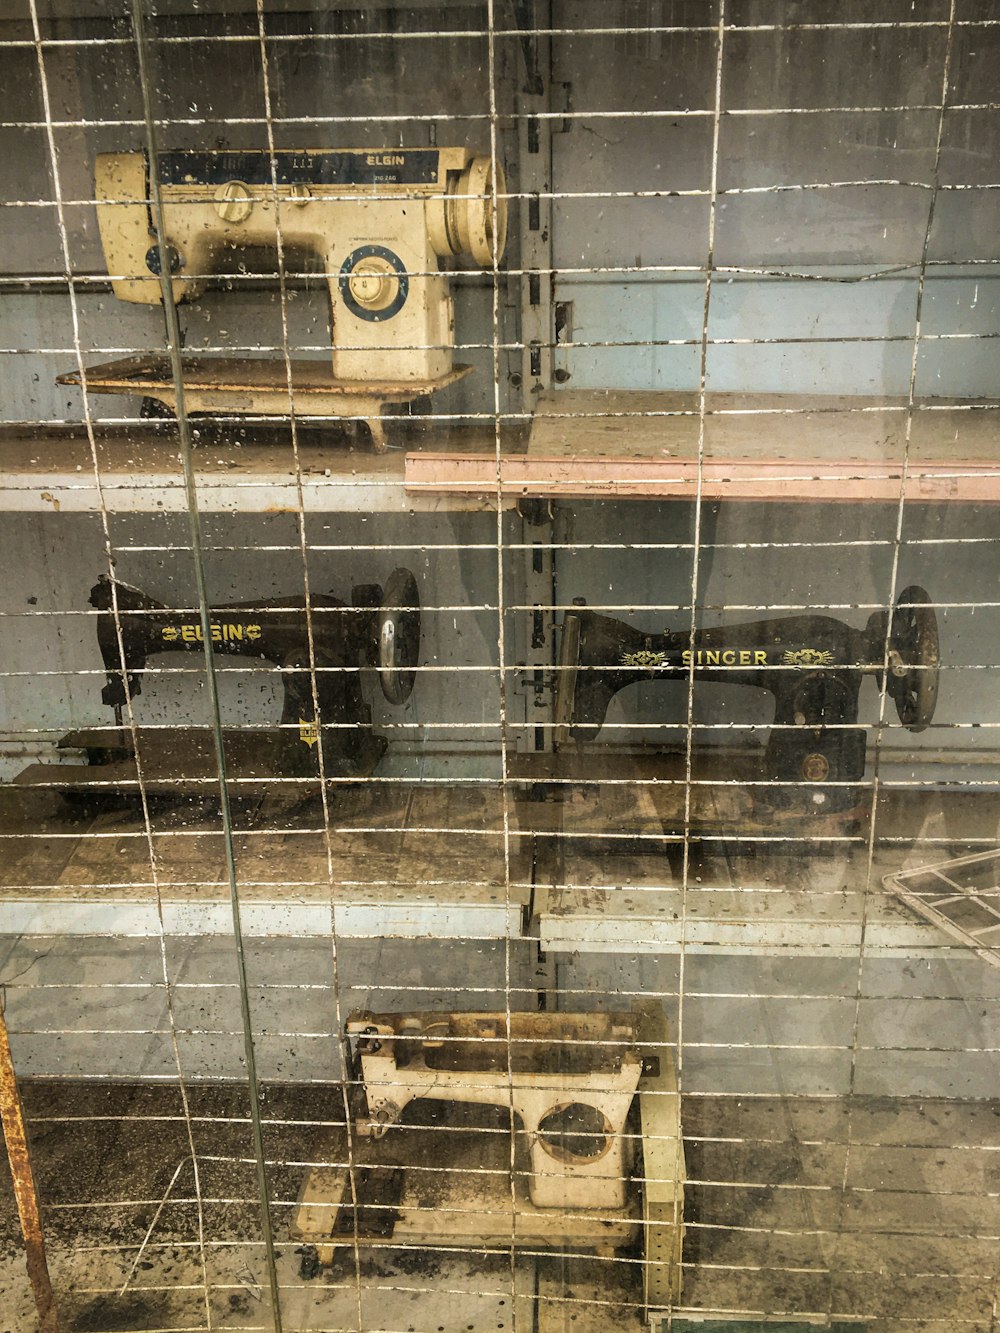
xmin=0 ymin=1085 xmax=997 ymax=1333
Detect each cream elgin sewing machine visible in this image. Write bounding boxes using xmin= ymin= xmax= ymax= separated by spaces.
xmin=61 ymin=147 xmax=507 ymax=447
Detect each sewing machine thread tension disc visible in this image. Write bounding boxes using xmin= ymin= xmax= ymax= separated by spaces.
xmin=888 ymin=585 xmax=939 ymax=732
xmin=378 ymin=568 xmax=420 ymax=705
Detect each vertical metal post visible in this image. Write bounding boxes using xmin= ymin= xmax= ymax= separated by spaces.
xmin=513 ymin=4 xmax=557 ymax=754
xmin=515 ymin=501 xmax=557 ymax=754
xmin=127 ymin=6 xmax=284 ymax=1327
xmin=515 ymin=0 xmax=554 ymax=406
xmin=0 ymin=990 xmax=59 ymax=1333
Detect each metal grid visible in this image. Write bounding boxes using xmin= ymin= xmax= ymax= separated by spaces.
xmin=887 ymin=848 xmax=1000 ymax=966
xmin=0 ymin=2 xmax=999 ymax=1332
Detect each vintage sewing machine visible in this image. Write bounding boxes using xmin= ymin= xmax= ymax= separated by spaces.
xmin=290 ymin=1005 xmax=684 ymax=1306
xmin=59 ymin=147 xmax=507 ymax=448
xmin=14 ymin=569 xmax=419 ymax=799
xmin=349 ymin=1009 xmax=643 ymax=1209
xmin=556 ymin=585 xmax=939 ymax=817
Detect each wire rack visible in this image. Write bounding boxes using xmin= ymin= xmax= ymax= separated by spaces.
xmin=1 ymin=2 xmax=999 ymax=1331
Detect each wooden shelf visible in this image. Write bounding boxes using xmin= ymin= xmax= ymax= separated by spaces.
xmin=0 ymin=783 xmax=529 ymax=941
xmin=0 ymin=420 xmax=516 ymax=515
xmin=10 ymin=392 xmax=996 ymax=514
xmin=535 ymin=869 xmax=962 ymax=959
xmin=0 ymin=778 xmax=991 ymax=957
xmin=405 ymin=390 xmax=1000 ymax=502
xmin=518 ymin=760 xmax=1000 ymax=957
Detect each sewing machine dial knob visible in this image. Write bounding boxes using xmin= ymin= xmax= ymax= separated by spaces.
xmin=339 ymin=245 xmax=409 ymax=322
xmin=348 ymin=258 xmax=397 ymax=310
xmin=144 ymin=242 xmax=182 ymax=276
xmin=214 ymin=180 xmax=254 ymax=224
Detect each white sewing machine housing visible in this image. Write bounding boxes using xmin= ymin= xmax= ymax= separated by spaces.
xmin=291 ymin=1003 xmax=684 ymax=1307
xmin=95 ymin=147 xmax=506 ymax=383
xmin=347 ymin=1009 xmax=644 ymax=1210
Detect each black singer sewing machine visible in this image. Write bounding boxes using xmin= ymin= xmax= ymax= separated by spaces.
xmin=555 ymin=586 xmax=939 ymax=817
xmin=14 ymin=570 xmax=419 ymax=801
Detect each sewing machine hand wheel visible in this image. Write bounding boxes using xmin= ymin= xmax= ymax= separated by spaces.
xmin=887 ymin=585 xmax=939 ymax=732
xmin=378 ymin=568 xmax=420 ymax=704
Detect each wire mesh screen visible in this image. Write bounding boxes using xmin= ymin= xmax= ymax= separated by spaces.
xmin=1 ymin=2 xmax=999 ymax=1331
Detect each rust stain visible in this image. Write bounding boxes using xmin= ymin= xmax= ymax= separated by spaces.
xmin=0 ymin=992 xmax=59 ymax=1333
xmin=39 ymin=491 xmax=61 ymax=512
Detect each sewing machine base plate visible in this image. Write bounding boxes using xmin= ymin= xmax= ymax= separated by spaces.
xmin=58 ymin=356 xmax=474 ymax=451
xmin=13 ymin=726 xmax=386 ymax=798
xmin=291 ymin=1003 xmax=683 ymax=1303
xmin=512 ymin=749 xmax=871 ymax=848
xmin=289 ymin=1102 xmax=642 ymax=1266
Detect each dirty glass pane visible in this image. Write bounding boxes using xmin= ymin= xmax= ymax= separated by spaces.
xmin=0 ymin=3 xmax=997 ymax=1331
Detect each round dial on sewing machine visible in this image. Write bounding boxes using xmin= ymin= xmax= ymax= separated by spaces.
xmin=378 ymin=567 xmax=420 ymax=705
xmin=339 ymin=245 xmax=410 ymax=322
xmin=214 ymin=180 xmax=254 ymax=224
xmin=144 ymin=241 xmax=182 ymax=276
xmin=348 ymin=257 xmax=399 ymax=310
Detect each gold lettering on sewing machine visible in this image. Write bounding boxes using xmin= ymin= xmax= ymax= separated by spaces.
xmin=160 ymin=623 xmax=263 ymax=644
xmin=621 ymin=648 xmax=771 ymax=667
xmin=298 ymin=718 xmax=319 ymax=747
xmin=682 ymin=649 xmax=769 ymax=666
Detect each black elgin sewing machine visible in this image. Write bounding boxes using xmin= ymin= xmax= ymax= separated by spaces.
xmin=14 ymin=570 xmax=419 ymax=800
xmin=556 ymin=586 xmax=939 ymax=816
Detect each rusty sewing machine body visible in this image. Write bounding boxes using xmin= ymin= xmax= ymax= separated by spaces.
xmin=347 ymin=1008 xmax=645 ymax=1210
